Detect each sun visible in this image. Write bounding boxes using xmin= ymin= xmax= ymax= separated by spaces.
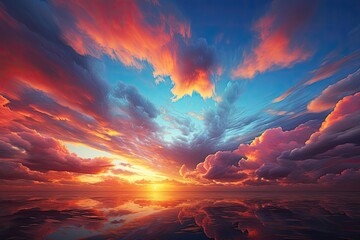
xmin=150 ymin=184 xmax=162 ymax=191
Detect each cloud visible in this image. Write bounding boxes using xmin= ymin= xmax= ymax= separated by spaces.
xmin=2 ymin=0 xmax=359 ymax=190
xmin=266 ymin=109 xmax=294 ymax=116
xmin=283 ymin=92 xmax=360 ymax=161
xmin=181 ymin=122 xmax=316 ymax=183
xmin=308 ymin=68 xmax=360 ymax=112
xmin=0 ymin=1 xmax=109 ymax=120
xmin=171 ymin=38 xmax=219 ymax=100
xmin=204 ymin=81 xmax=242 ymax=138
xmin=161 ymin=77 xmax=314 ymax=174
xmin=0 ymin=79 xmax=165 ymax=178
xmin=180 ymin=151 xmax=247 ymax=183
xmin=0 ymin=161 xmax=48 ymax=182
xmin=0 ymin=92 xmax=114 ymax=178
xmin=113 ymin=82 xmax=160 ymax=130
xmin=232 ymin=1 xmax=314 ymax=79
xmin=305 ymin=50 xmax=360 ymax=85
xmin=162 ymin=112 xmax=196 ymax=136
xmin=0 ymin=1 xmax=174 ymax=175
xmin=272 ymin=87 xmax=296 ymax=103
xmin=273 ymin=50 xmax=360 ymax=103
xmin=188 ymin=112 xmax=204 ymax=121
xmin=55 ymin=0 xmax=220 ymax=100
xmin=181 ymin=92 xmax=360 ymax=187
xmin=111 ymin=168 xmax=135 ymax=176
xmin=0 ymin=130 xmax=113 ymax=174
xmin=163 ymin=81 xmax=244 ymax=169
xmin=319 ymin=169 xmax=360 ymax=186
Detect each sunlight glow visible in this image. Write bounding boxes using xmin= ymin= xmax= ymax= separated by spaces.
xmin=65 ymin=142 xmax=115 ymax=158
xmin=149 ymin=184 xmax=167 ymax=192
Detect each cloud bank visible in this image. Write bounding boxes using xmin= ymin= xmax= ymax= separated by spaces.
xmin=181 ymin=93 xmax=360 ymax=188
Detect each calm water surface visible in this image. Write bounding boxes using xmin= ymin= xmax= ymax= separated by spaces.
xmin=0 ymin=191 xmax=359 ymax=240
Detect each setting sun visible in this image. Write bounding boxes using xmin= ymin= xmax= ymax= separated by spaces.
xmin=149 ymin=183 xmax=167 ymax=192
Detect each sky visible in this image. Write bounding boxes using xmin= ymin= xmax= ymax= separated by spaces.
xmin=0 ymin=0 xmax=360 ymax=191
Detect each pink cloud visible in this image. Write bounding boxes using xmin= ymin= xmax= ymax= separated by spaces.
xmin=180 ymin=123 xmax=316 ymax=184
xmin=181 ymin=92 xmax=360 ymax=187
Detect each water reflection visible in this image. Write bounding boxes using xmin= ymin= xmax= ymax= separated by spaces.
xmin=0 ymin=192 xmax=359 ymax=239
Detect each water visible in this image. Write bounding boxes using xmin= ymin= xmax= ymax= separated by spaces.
xmin=0 ymin=191 xmax=359 ymax=240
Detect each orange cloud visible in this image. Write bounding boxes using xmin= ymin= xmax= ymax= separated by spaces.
xmin=307 ymin=68 xmax=360 ymax=112
xmin=318 ymin=92 xmax=360 ymax=132
xmin=0 ymin=6 xmax=180 ymax=179
xmin=272 ymin=87 xmax=295 ymax=103
xmin=232 ymin=1 xmax=314 ymax=79
xmin=55 ymin=0 xmax=218 ymax=100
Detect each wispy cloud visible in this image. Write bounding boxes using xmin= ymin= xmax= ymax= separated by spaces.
xmin=273 ymin=50 xmax=360 ymax=103
xmin=308 ymin=68 xmax=360 ymax=112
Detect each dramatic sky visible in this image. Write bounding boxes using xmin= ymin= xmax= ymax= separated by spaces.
xmin=1 ymin=0 xmax=360 ymax=191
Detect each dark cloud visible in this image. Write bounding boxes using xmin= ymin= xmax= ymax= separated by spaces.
xmin=172 ymin=38 xmax=220 ymax=100
xmin=113 ymin=82 xmax=160 ymax=120
xmin=282 ymin=92 xmax=360 ymax=161
xmin=179 ymin=38 xmax=217 ymax=79
xmin=319 ymin=169 xmax=360 ymax=186
xmin=180 ymin=151 xmax=246 ymax=182
xmin=0 ymin=161 xmax=48 ymax=182
xmin=255 ymin=163 xmax=292 ymax=180
xmin=0 ymin=130 xmax=113 ymax=174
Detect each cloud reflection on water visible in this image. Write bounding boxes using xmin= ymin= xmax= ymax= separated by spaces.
xmin=0 ymin=192 xmax=359 ymax=240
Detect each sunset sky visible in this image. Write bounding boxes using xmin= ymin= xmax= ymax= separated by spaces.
xmin=1 ymin=0 xmax=360 ymax=191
